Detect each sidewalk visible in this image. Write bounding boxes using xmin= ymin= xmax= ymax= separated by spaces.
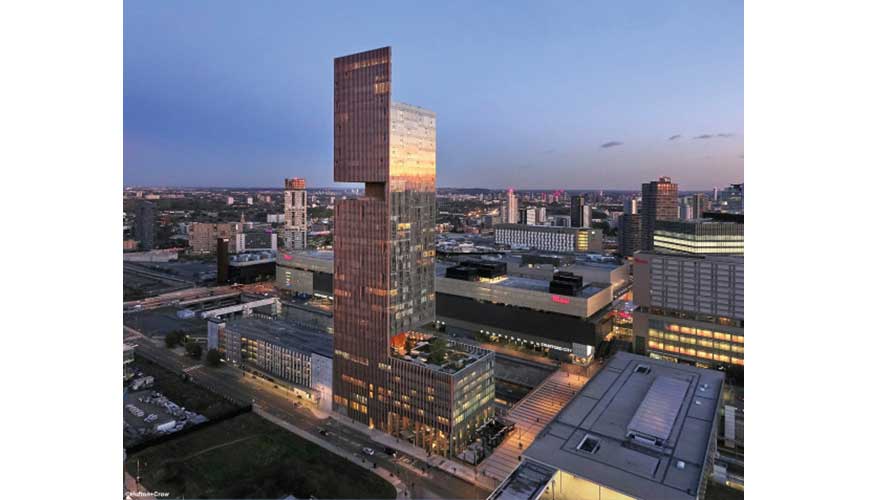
xmin=254 ymin=406 xmax=407 ymax=498
xmin=330 ymin=412 xmax=496 ymax=490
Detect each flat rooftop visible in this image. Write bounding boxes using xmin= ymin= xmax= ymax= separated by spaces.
xmin=437 ymin=261 xmax=609 ymax=299
xmin=390 ymin=333 xmax=491 ymax=375
xmin=519 ymin=352 xmax=724 ymax=500
xmin=224 ymin=318 xmax=333 ymax=358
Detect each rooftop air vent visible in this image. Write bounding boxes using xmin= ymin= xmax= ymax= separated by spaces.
xmin=634 ymin=364 xmax=651 ymax=375
xmin=577 ymin=434 xmax=601 ymax=454
xmin=677 ymin=460 xmax=686 ymax=470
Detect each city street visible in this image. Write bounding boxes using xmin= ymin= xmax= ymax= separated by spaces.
xmin=126 ymin=327 xmax=489 ymax=499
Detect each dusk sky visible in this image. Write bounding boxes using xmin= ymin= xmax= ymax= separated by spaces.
xmin=124 ymin=0 xmax=743 ymax=190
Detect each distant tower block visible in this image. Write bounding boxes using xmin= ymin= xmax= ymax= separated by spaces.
xmin=284 ymin=177 xmax=307 ymax=249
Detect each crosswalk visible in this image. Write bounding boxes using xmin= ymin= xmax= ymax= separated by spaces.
xmin=478 ymin=369 xmax=587 ymax=483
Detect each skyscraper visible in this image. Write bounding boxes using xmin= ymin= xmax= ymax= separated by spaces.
xmin=332 ymin=47 xmax=494 ymax=456
xmin=504 ymin=188 xmax=519 ymax=224
xmin=284 ymin=177 xmax=307 ymax=249
xmin=618 ymin=213 xmax=642 ymax=257
xmin=570 ymin=195 xmax=591 ymax=228
xmin=134 ymin=200 xmax=155 ymax=251
xmin=640 ymin=176 xmax=679 ymax=251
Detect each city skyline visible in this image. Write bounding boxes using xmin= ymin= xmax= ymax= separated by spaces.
xmin=124 ymin=1 xmax=743 ymax=190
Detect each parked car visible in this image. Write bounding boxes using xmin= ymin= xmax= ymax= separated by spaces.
xmin=384 ymin=447 xmax=397 ymax=457
xmin=362 ymin=447 xmax=375 ymax=456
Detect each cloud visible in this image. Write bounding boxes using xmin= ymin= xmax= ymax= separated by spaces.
xmin=694 ymin=132 xmax=734 ymax=140
xmin=694 ymin=134 xmax=713 ymax=140
xmin=717 ymin=133 xmax=734 ymax=138
xmin=600 ymin=141 xmax=623 ymax=148
xmin=668 ymin=134 xmax=682 ymax=141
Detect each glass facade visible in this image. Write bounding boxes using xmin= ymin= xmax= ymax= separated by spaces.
xmin=332 ymin=47 xmax=492 ymax=456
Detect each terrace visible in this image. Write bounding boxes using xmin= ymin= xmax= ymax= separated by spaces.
xmin=390 ymin=331 xmax=490 ymax=374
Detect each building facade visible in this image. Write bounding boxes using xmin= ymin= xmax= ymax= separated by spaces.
xmin=189 ymin=222 xmax=241 ymax=255
xmin=653 ymin=218 xmax=744 ymax=256
xmin=284 ymin=177 xmax=308 ymax=249
xmin=618 ymin=213 xmax=642 ymax=257
xmin=633 ymin=251 xmax=744 ymax=368
xmin=332 ymin=47 xmax=494 ymax=456
xmin=495 ymin=224 xmax=603 ymax=253
xmin=134 ymin=201 xmax=155 ymax=251
xmin=571 ymin=196 xmax=592 ymax=228
xmin=217 ymin=318 xmax=333 ymax=411
xmin=640 ymin=177 xmax=679 ymax=251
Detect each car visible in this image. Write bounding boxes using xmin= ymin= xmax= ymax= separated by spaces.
xmin=384 ymin=447 xmax=397 ymax=457
xmin=362 ymin=447 xmax=375 ymax=456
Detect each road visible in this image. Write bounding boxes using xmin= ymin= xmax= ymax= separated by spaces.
xmin=126 ymin=328 xmax=489 ymax=499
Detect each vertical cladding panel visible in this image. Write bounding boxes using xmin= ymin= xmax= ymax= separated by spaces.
xmin=334 ymin=47 xmax=391 ymax=183
xmin=333 ymin=198 xmax=390 ymax=425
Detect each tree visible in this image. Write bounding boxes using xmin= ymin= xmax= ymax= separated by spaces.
xmin=185 ymin=341 xmax=203 ymax=359
xmin=427 ymin=337 xmax=448 ymax=365
xmin=206 ymin=349 xmax=221 ymax=367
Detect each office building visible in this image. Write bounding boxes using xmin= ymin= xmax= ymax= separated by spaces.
xmin=623 ymin=198 xmax=638 ymax=215
xmin=571 ymin=196 xmax=592 ymax=228
xmin=716 ymin=183 xmax=744 ymax=213
xmin=226 ymin=196 xmax=235 ymax=205
xmin=134 ymin=201 xmax=156 ymax=251
xmin=633 ymin=251 xmax=744 ymax=368
xmin=275 ymin=249 xmax=335 ymax=298
xmin=332 ymin=47 xmax=494 ymax=456
xmin=518 ymin=206 xmax=537 ymax=225
xmin=641 ymin=177 xmax=679 ymax=251
xmin=653 ymin=216 xmax=744 ymax=256
xmin=618 ymin=214 xmax=642 ymax=257
xmin=551 ymin=215 xmax=571 ymax=227
xmin=502 ymin=189 xmax=519 ymax=224
xmin=235 ymin=228 xmax=278 ymax=253
xmin=216 ymin=317 xmax=333 ymax=411
xmin=284 ymin=177 xmax=308 ymax=250
xmin=267 ymin=213 xmax=285 ymax=224
xmin=189 ymin=222 xmax=241 ymax=255
xmin=490 ymin=352 xmax=723 ymax=500
xmin=689 ymin=193 xmax=706 ymax=219
xmin=495 ymin=224 xmax=603 ymax=253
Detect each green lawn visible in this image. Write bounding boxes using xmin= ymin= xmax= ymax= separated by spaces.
xmin=126 ymin=412 xmax=396 ymax=499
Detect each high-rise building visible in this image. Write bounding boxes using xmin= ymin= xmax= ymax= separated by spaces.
xmin=226 ymin=196 xmax=235 ymax=205
xmin=633 ymin=251 xmax=744 ymax=369
xmin=504 ymin=188 xmax=519 ymax=224
xmin=641 ymin=176 xmax=679 ymax=251
xmin=618 ymin=213 xmax=642 ymax=257
xmin=518 ymin=206 xmax=537 ymax=225
xmin=570 ymin=196 xmax=592 ymax=228
xmin=653 ymin=215 xmax=744 ymax=256
xmin=189 ymin=222 xmax=241 ymax=255
xmin=535 ymin=206 xmax=547 ymax=225
xmin=332 ymin=47 xmax=494 ymax=456
xmin=133 ymin=201 xmax=155 ymax=251
xmin=623 ymin=198 xmax=638 ymax=215
xmin=284 ymin=177 xmax=307 ymax=250
xmin=716 ymin=183 xmax=744 ymax=213
xmin=690 ymin=193 xmax=706 ymax=219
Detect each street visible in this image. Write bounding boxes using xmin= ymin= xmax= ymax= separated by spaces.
xmin=126 ymin=327 xmax=489 ymax=499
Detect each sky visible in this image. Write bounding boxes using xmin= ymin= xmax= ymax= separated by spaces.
xmin=124 ymin=0 xmax=743 ymax=190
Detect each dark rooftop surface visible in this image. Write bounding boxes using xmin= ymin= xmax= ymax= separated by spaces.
xmin=224 ymin=317 xmax=333 ymax=358
xmin=520 ymin=352 xmax=724 ymax=500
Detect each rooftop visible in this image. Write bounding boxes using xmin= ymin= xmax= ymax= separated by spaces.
xmin=224 ymin=318 xmax=333 ymax=358
xmin=437 ymin=261 xmax=609 ymax=299
xmin=390 ymin=332 xmax=491 ymax=374
xmin=517 ymin=352 xmax=724 ymax=500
